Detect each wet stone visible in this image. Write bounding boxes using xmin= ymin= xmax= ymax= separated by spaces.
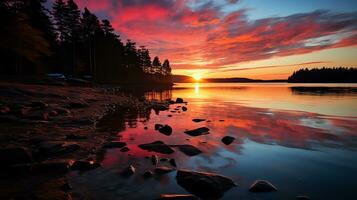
xmin=221 ymin=136 xmax=235 ymax=145
xmin=138 ymin=141 xmax=175 ymax=154
xmin=159 ymin=125 xmax=173 ymax=136
xmin=155 ymin=124 xmax=164 ymax=130
xmin=192 ymin=118 xmax=205 ymax=123
xmin=120 ymin=165 xmax=136 ymax=176
xmin=184 ymin=127 xmax=210 ymax=136
xmin=249 ymin=180 xmax=278 ymax=192
xmin=176 ymin=170 xmax=237 ymax=199
xmin=176 ymin=98 xmax=184 ymax=103
xmin=182 ymin=106 xmax=188 ymax=111
xmin=143 ymin=170 xmax=153 ymax=178
xmin=120 ymin=147 xmax=130 ymax=152
xmin=158 ymin=194 xmax=199 ymax=200
xmin=155 ymin=166 xmax=176 ymax=174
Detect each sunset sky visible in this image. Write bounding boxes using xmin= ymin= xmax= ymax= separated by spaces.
xmin=49 ymin=0 xmax=357 ymax=79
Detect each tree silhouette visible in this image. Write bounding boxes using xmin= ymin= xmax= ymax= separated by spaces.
xmin=288 ymin=67 xmax=357 ymax=83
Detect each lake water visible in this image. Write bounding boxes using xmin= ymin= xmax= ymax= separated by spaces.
xmin=70 ymin=83 xmax=357 ymax=200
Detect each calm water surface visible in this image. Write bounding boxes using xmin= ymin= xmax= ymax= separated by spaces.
xmin=70 ymin=83 xmax=357 ymax=200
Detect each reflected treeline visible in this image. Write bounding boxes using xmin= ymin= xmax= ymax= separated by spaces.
xmin=96 ymin=104 xmax=152 ymax=133
xmin=290 ymin=87 xmax=357 ymax=96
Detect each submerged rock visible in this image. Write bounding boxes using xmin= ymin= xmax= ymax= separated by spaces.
xmin=192 ymin=119 xmax=205 ymax=123
xmin=176 ymin=170 xmax=237 ymax=199
xmin=155 ymin=124 xmax=164 ymax=130
xmin=249 ymin=180 xmax=277 ymax=192
xmin=138 ymin=141 xmax=175 ymax=154
xmin=155 ymin=166 xmax=176 ymax=174
xmin=158 ymin=194 xmax=199 ymax=200
xmin=172 ymin=145 xmax=202 ymax=156
xmin=221 ymin=136 xmax=235 ymax=145
xmin=120 ymin=165 xmax=136 ymax=176
xmin=120 ymin=147 xmax=130 ymax=152
xmin=103 ymin=141 xmax=127 ymax=149
xmin=169 ymin=158 xmax=177 ymax=167
xmin=176 ymin=98 xmax=184 ymax=103
xmin=184 ymin=127 xmax=210 ymax=136
xmin=159 ymin=125 xmax=173 ymax=136
xmin=152 ymin=155 xmax=159 ymax=165
xmin=0 ymin=147 xmax=33 ymax=166
xmin=143 ymin=170 xmax=153 ymax=178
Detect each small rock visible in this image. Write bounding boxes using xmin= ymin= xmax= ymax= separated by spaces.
xmin=249 ymin=180 xmax=277 ymax=192
xmin=182 ymin=106 xmax=187 ymax=111
xmin=169 ymin=158 xmax=177 ymax=167
xmin=120 ymin=165 xmax=136 ymax=176
xmin=184 ymin=127 xmax=210 ymax=136
xmin=176 ymin=170 xmax=237 ymax=199
xmin=172 ymin=145 xmax=202 ymax=156
xmin=192 ymin=118 xmax=205 ymax=123
xmin=221 ymin=136 xmax=235 ymax=145
xmin=158 ymin=194 xmax=199 ymax=200
xmin=155 ymin=166 xmax=176 ymax=174
xmin=103 ymin=141 xmax=127 ymax=149
xmin=144 ymin=126 xmax=148 ymax=130
xmin=66 ymin=134 xmax=88 ymax=140
xmin=155 ymin=124 xmax=164 ymax=130
xmin=138 ymin=141 xmax=175 ymax=154
xmin=143 ymin=170 xmax=153 ymax=178
xmin=0 ymin=147 xmax=32 ymax=166
xmin=152 ymin=155 xmax=159 ymax=165
xmin=168 ymin=115 xmax=172 ymax=117
xmin=159 ymin=125 xmax=173 ymax=136
xmin=120 ymin=147 xmax=130 ymax=152
xmin=176 ymin=98 xmax=184 ymax=103
xmin=71 ymin=160 xmax=100 ymax=171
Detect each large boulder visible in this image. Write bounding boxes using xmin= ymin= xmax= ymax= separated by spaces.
xmin=0 ymin=147 xmax=33 ymax=166
xmin=138 ymin=141 xmax=175 ymax=154
xmin=176 ymin=170 xmax=237 ymax=199
xmin=184 ymin=127 xmax=210 ymax=136
xmin=249 ymin=180 xmax=277 ymax=192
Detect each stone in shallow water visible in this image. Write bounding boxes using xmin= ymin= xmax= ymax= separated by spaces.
xmin=182 ymin=106 xmax=188 ymax=111
xmin=169 ymin=158 xmax=177 ymax=167
xmin=103 ymin=141 xmax=126 ymax=149
xmin=176 ymin=98 xmax=184 ymax=103
xmin=152 ymin=155 xmax=159 ymax=165
xmin=120 ymin=165 xmax=136 ymax=176
xmin=221 ymin=136 xmax=235 ymax=145
xmin=0 ymin=147 xmax=33 ymax=166
xmin=249 ymin=180 xmax=277 ymax=192
xmin=143 ymin=170 xmax=153 ymax=178
xmin=155 ymin=124 xmax=164 ymax=130
xmin=184 ymin=127 xmax=210 ymax=136
xmin=159 ymin=125 xmax=173 ymax=136
xmin=176 ymin=169 xmax=237 ymax=199
xmin=138 ymin=141 xmax=175 ymax=154
xmin=71 ymin=160 xmax=101 ymax=171
xmin=155 ymin=166 xmax=176 ymax=174
xmin=192 ymin=118 xmax=205 ymax=123
xmin=172 ymin=145 xmax=202 ymax=156
xmin=158 ymin=194 xmax=199 ymax=200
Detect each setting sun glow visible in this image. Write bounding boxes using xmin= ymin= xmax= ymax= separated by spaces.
xmin=193 ymin=74 xmax=202 ymax=81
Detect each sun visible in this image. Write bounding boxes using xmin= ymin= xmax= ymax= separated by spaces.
xmin=193 ymin=74 xmax=201 ymax=81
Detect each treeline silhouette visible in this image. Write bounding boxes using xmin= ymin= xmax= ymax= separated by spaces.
xmin=0 ymin=0 xmax=172 ymax=85
xmin=288 ymin=67 xmax=357 ymax=83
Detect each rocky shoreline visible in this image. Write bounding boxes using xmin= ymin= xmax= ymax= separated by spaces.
xmin=0 ymin=82 xmax=170 ymax=199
